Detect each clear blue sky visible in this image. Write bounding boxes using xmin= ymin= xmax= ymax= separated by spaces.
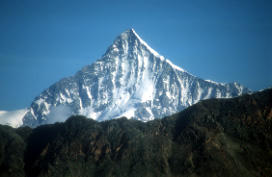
xmin=0 ymin=0 xmax=271 ymax=110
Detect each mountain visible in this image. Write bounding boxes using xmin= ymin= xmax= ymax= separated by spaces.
xmin=22 ymin=29 xmax=250 ymax=127
xmin=0 ymin=109 xmax=27 ymax=128
xmin=0 ymin=88 xmax=271 ymax=177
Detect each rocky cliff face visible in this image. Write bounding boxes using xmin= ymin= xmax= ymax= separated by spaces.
xmin=23 ymin=29 xmax=250 ymax=127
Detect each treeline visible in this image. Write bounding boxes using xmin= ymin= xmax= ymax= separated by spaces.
xmin=0 ymin=89 xmax=271 ymax=177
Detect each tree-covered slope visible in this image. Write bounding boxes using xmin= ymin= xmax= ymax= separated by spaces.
xmin=0 ymin=89 xmax=271 ymax=177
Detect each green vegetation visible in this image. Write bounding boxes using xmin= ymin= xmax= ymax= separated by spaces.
xmin=0 ymin=89 xmax=271 ymax=177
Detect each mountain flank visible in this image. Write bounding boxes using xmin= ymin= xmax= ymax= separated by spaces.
xmin=22 ymin=29 xmax=250 ymax=127
xmin=0 ymin=89 xmax=271 ymax=177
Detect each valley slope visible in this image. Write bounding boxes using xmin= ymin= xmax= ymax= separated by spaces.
xmin=0 ymin=88 xmax=271 ymax=177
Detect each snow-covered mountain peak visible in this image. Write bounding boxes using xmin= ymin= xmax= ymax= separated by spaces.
xmin=106 ymin=28 xmax=161 ymax=59
xmin=21 ymin=29 xmax=251 ymax=127
xmin=104 ymin=29 xmax=187 ymax=75
xmin=129 ymin=29 xmax=161 ymax=57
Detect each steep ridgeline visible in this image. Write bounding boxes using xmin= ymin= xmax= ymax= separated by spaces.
xmin=1 ymin=89 xmax=271 ymax=177
xmin=23 ymin=29 xmax=249 ymax=127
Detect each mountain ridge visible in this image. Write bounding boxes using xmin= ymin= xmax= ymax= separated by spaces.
xmin=21 ymin=29 xmax=250 ymax=127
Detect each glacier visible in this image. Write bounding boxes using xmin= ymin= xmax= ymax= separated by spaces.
xmin=22 ymin=29 xmax=250 ymax=127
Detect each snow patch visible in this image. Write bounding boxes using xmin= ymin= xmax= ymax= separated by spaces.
xmin=80 ymin=107 xmax=101 ymax=120
xmin=204 ymin=88 xmax=213 ymax=99
xmin=145 ymin=107 xmax=154 ymax=120
xmin=118 ymin=107 xmax=136 ymax=119
xmin=165 ymin=59 xmax=186 ymax=72
xmin=131 ymin=28 xmax=161 ymax=57
xmin=45 ymin=105 xmax=72 ymax=124
xmin=0 ymin=109 xmax=27 ymax=128
xmin=205 ymin=79 xmax=225 ymax=86
xmin=83 ymin=85 xmax=92 ymax=100
xmin=59 ymin=93 xmax=73 ymax=104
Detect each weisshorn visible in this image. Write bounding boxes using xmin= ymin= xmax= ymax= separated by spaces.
xmin=22 ymin=29 xmax=250 ymax=127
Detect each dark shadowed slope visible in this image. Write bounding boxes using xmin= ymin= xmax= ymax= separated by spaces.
xmin=0 ymin=89 xmax=271 ymax=177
